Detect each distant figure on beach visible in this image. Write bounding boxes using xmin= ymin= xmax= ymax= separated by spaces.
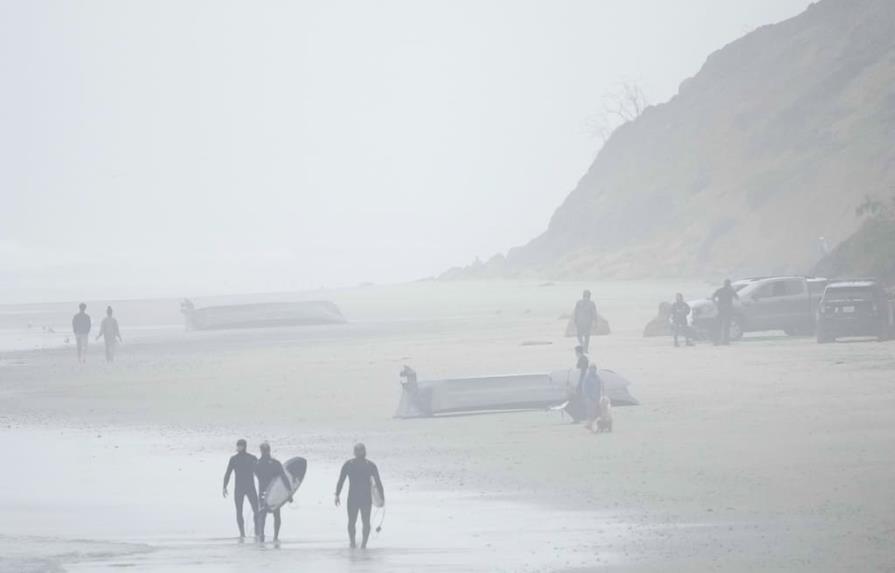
xmin=254 ymin=442 xmax=292 ymax=542
xmin=335 ymin=443 xmax=385 ymax=549
xmin=72 ymin=303 xmax=91 ymax=363
xmin=565 ymin=345 xmax=590 ymax=422
xmin=573 ymin=290 xmax=599 ymax=352
xmin=712 ymin=279 xmax=739 ymax=345
xmin=223 ymin=439 xmax=259 ymax=539
xmin=96 ymin=306 xmax=123 ymax=362
xmin=575 ymin=345 xmax=589 ymax=393
xmin=670 ymin=293 xmax=693 ymax=347
xmin=582 ymin=364 xmax=603 ymax=432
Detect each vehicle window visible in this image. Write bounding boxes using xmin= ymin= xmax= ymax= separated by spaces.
xmin=784 ymin=279 xmax=805 ymax=295
xmin=753 ymin=282 xmax=776 ymax=298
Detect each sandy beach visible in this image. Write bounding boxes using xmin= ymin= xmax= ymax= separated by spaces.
xmin=3 ymin=280 xmax=895 ymax=572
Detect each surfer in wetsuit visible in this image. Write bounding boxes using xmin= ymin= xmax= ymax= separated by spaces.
xmin=223 ymin=438 xmax=258 ymax=539
xmin=335 ymin=443 xmax=384 ymax=549
xmin=254 ymin=442 xmax=292 ymax=542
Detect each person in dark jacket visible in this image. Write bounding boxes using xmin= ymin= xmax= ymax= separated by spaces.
xmin=335 ymin=443 xmax=384 ymax=549
xmin=72 ymin=303 xmax=91 ymax=363
xmin=712 ymin=279 xmax=740 ymax=345
xmin=254 ymin=442 xmax=292 ymax=542
xmin=670 ymin=293 xmax=693 ymax=347
xmin=222 ymin=439 xmax=258 ymax=539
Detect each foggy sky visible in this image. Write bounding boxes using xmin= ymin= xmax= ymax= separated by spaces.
xmin=1 ymin=0 xmax=813 ymax=302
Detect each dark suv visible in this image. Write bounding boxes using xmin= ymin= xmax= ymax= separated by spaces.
xmin=816 ymin=280 xmax=894 ymax=343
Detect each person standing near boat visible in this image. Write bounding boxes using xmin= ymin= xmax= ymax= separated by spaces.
xmin=583 ymin=364 xmax=603 ymax=431
xmin=72 ymin=303 xmax=91 ymax=363
xmin=96 ymin=306 xmax=123 ymax=362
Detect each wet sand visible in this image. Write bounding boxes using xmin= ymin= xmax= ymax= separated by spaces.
xmin=2 ymin=280 xmax=895 ymax=571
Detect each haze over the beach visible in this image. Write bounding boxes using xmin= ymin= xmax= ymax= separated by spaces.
xmin=2 ymin=0 xmax=811 ymax=302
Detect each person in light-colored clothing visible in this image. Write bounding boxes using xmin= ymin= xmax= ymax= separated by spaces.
xmin=96 ymin=306 xmax=122 ymax=362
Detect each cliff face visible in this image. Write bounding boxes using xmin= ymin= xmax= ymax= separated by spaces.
xmin=449 ymin=0 xmax=895 ymax=280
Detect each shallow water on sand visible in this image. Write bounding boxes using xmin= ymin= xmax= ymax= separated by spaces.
xmin=2 ymin=425 xmax=629 ymax=572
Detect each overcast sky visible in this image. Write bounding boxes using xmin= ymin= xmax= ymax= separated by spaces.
xmin=1 ymin=0 xmax=813 ymax=302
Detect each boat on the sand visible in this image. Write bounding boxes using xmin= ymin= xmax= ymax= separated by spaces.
xmin=395 ymin=366 xmax=638 ymax=419
xmin=181 ymin=300 xmax=346 ymax=331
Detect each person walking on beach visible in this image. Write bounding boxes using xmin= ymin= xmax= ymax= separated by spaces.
xmin=254 ymin=442 xmax=292 ymax=543
xmin=573 ymin=290 xmax=599 ymax=353
xmin=96 ymin=306 xmax=123 ymax=362
xmin=670 ymin=293 xmax=693 ymax=347
xmin=72 ymin=303 xmax=91 ymax=363
xmin=335 ymin=443 xmax=385 ymax=549
xmin=712 ymin=279 xmax=739 ymax=345
xmin=223 ymin=439 xmax=259 ymax=539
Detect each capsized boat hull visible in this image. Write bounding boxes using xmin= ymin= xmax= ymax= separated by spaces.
xmin=395 ymin=368 xmax=638 ymax=419
xmin=184 ymin=301 xmax=346 ymax=330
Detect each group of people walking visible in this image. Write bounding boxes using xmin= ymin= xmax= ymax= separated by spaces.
xmin=72 ymin=303 xmax=122 ymax=362
xmin=223 ymin=440 xmax=385 ymax=549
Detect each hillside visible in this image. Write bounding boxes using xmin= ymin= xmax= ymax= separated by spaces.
xmin=813 ymin=215 xmax=895 ymax=283
xmin=444 ymin=0 xmax=895 ymax=280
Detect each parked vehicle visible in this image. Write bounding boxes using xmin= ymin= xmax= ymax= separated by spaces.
xmin=689 ymin=276 xmax=828 ymax=341
xmin=816 ymin=280 xmax=894 ymax=343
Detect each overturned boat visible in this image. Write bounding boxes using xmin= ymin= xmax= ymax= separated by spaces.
xmin=395 ymin=366 xmax=638 ymax=419
xmin=181 ymin=299 xmax=346 ymax=331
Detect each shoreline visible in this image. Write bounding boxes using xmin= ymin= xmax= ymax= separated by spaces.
xmin=5 ymin=280 xmax=895 ymax=571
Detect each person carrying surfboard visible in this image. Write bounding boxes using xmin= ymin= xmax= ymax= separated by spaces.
xmin=334 ymin=443 xmax=385 ymax=549
xmin=222 ymin=438 xmax=258 ymax=539
xmin=254 ymin=442 xmax=292 ymax=543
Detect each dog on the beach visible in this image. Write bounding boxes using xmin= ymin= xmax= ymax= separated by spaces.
xmin=595 ymin=395 xmax=612 ymax=433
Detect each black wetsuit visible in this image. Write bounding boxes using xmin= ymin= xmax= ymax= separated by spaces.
xmin=255 ymin=455 xmax=291 ymax=540
xmin=336 ymin=458 xmax=384 ymax=547
xmin=223 ymin=452 xmax=258 ymax=536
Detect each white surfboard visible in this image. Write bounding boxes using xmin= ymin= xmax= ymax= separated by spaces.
xmin=371 ymin=476 xmax=384 ymax=508
xmin=263 ymin=457 xmax=307 ymax=511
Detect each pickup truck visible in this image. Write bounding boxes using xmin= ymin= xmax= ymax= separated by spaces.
xmin=689 ymin=276 xmax=828 ymax=341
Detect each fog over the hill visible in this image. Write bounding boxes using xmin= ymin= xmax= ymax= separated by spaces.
xmin=1 ymin=0 xmax=811 ymax=302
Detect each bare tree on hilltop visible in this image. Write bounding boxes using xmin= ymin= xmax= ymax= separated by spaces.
xmin=855 ymin=192 xmax=895 ymax=220
xmin=587 ymin=81 xmax=650 ymax=143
